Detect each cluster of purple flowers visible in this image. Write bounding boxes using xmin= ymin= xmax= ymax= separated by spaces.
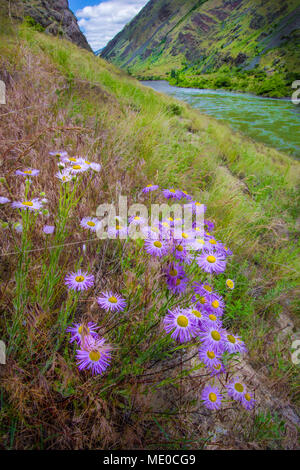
xmin=140 ymin=184 xmax=254 ymax=411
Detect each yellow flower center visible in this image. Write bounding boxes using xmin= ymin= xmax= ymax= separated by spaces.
xmin=22 ymin=201 xmax=33 ymax=207
xmin=214 ymin=364 xmax=221 ymax=370
xmin=207 ymin=351 xmax=215 ymax=359
xmin=209 ymin=239 xmax=217 ymax=245
xmin=134 ymin=216 xmax=140 ymax=220
xmin=207 ymin=255 xmax=216 ymax=263
xmin=234 ymin=383 xmax=244 ymax=393
xmin=108 ymin=296 xmax=118 ymax=304
xmin=116 ymin=225 xmax=122 ymax=230
xmin=245 ymin=393 xmax=251 ymax=402
xmin=176 ymin=245 xmax=184 ymax=252
xmin=169 ymin=269 xmax=178 ymax=277
xmin=192 ymin=309 xmax=202 ymax=318
xmin=170 ymin=189 xmax=176 ymax=193
xmin=196 ymin=238 xmax=205 ymax=244
xmin=198 ymin=296 xmax=206 ymax=304
xmin=209 ymin=392 xmax=217 ymax=402
xmin=69 ymin=157 xmax=77 ymax=162
xmin=78 ymin=325 xmax=89 ymax=335
xmin=211 ymin=330 xmax=221 ymax=341
xmin=89 ymin=350 xmax=101 ymax=362
xmin=212 ymin=300 xmax=219 ymax=309
xmin=227 ymin=334 xmax=236 ymax=344
xmin=226 ymin=279 xmax=234 ymax=289
xmin=162 ymin=222 xmax=169 ymax=227
xmin=75 ymin=275 xmax=85 ymax=283
xmin=182 ymin=232 xmax=188 ymax=239
xmin=175 ymin=278 xmax=181 ymax=286
xmin=203 ymin=285 xmax=212 ymax=292
xmin=177 ymin=315 xmax=188 ymax=327
xmin=24 ymin=170 xmax=32 ymax=174
xmin=73 ymin=165 xmax=82 ymax=170
xmin=195 ymin=202 xmax=201 ymax=206
xmin=154 ymin=241 xmax=162 ymax=248
xmin=168 ymin=217 xmax=173 ymax=221
xmin=146 ymin=184 xmax=153 ymax=187
xmin=209 ymin=314 xmax=217 ymax=321
xmin=85 ymin=161 xmax=91 ymax=165
xmin=87 ymin=221 xmax=95 ymax=227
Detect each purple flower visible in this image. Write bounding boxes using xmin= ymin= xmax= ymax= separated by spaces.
xmin=167 ymin=276 xmax=189 ymax=295
xmin=199 ymin=326 xmax=225 ymax=353
xmin=15 ymin=168 xmax=39 ymax=177
xmin=223 ymin=332 xmax=247 ymax=355
xmin=162 ymin=188 xmax=181 ymax=200
xmin=201 ymin=312 xmax=222 ymax=329
xmin=193 ymin=282 xmax=214 ymax=297
xmin=208 ymin=361 xmax=226 ymax=377
xmin=66 ymin=322 xmax=99 ymax=344
xmin=43 ymin=225 xmax=55 ymax=234
xmin=0 ymin=196 xmax=10 ymax=204
xmin=11 ymin=198 xmax=42 ymax=212
xmin=205 ymin=292 xmax=225 ymax=317
xmin=49 ymin=150 xmax=68 ymax=158
xmin=163 ymin=307 xmax=197 ymax=343
xmin=226 ymin=279 xmax=235 ymax=290
xmin=80 ymin=217 xmax=101 ymax=232
xmin=199 ymin=346 xmax=222 ymax=368
xmin=241 ymin=392 xmax=256 ymax=410
xmin=204 ymin=219 xmax=215 ymax=232
xmin=64 ymin=269 xmax=94 ymax=292
xmin=226 ymin=377 xmax=247 ymax=402
xmin=172 ymin=242 xmax=192 ymax=264
xmin=196 ymin=250 xmax=227 ymax=274
xmin=186 ymin=306 xmax=205 ymax=327
xmin=142 ymin=184 xmax=159 ymax=193
xmin=76 ymin=335 xmax=112 ymax=375
xmin=128 ymin=215 xmax=147 ymax=226
xmin=201 ymin=385 xmax=222 ymax=410
xmin=165 ymin=262 xmax=185 ymax=281
xmin=144 ymin=238 xmax=168 ymax=258
xmin=97 ymin=291 xmax=126 ymax=312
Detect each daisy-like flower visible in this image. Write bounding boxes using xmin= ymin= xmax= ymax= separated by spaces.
xmin=49 ymin=150 xmax=68 ymax=158
xmin=167 ymin=276 xmax=189 ymax=296
xmin=107 ymin=224 xmax=128 ymax=238
xmin=201 ymin=385 xmax=222 ymax=410
xmin=172 ymin=242 xmax=192 ymax=264
xmin=67 ymin=321 xmax=99 ymax=344
xmin=222 ymin=245 xmax=233 ymax=257
xmin=81 ymin=159 xmax=101 ymax=172
xmin=226 ymin=279 xmax=235 ymax=290
xmin=166 ymin=262 xmax=185 ymax=281
xmin=204 ymin=219 xmax=215 ymax=232
xmin=202 ymin=312 xmax=222 ymax=329
xmin=197 ymin=250 xmax=227 ymax=274
xmin=128 ymin=215 xmax=147 ymax=226
xmin=80 ymin=217 xmax=101 ymax=232
xmin=190 ymin=237 xmax=206 ymax=252
xmin=241 ymin=392 xmax=255 ymax=410
xmin=142 ymin=184 xmax=159 ymax=193
xmin=190 ymin=201 xmax=207 ymax=215
xmin=227 ymin=377 xmax=247 ymax=402
xmin=11 ymin=198 xmax=42 ymax=212
xmin=223 ymin=332 xmax=247 ymax=355
xmin=186 ymin=306 xmax=204 ymax=327
xmin=162 ymin=188 xmax=181 ymax=200
xmin=64 ymin=269 xmax=94 ymax=292
xmin=163 ymin=307 xmax=197 ymax=343
xmin=56 ymin=169 xmax=73 ymax=183
xmin=177 ymin=190 xmax=192 ymax=201
xmin=205 ymin=292 xmax=225 ymax=317
xmin=61 ymin=155 xmax=81 ymax=164
xmin=76 ymin=335 xmax=112 ymax=375
xmin=199 ymin=346 xmax=222 ymax=368
xmin=15 ymin=168 xmax=39 ymax=177
xmin=193 ymin=282 xmax=214 ymax=297
xmin=0 ymin=196 xmax=10 ymax=204
xmin=97 ymin=291 xmax=126 ymax=312
xmin=69 ymin=161 xmax=89 ymax=174
xmin=43 ymin=225 xmax=55 ymax=234
xmin=208 ymin=361 xmax=226 ymax=377
xmin=144 ymin=238 xmax=168 ymax=258
xmin=199 ymin=326 xmax=225 ymax=353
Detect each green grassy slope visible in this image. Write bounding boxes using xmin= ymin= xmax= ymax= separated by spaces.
xmin=101 ymin=0 xmax=300 ymax=97
xmin=0 ymin=21 xmax=299 ymax=449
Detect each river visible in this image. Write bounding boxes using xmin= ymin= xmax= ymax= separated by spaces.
xmin=141 ymin=80 xmax=300 ymax=158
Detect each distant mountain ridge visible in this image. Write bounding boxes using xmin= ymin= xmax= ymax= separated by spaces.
xmin=101 ymin=0 xmax=299 ymax=88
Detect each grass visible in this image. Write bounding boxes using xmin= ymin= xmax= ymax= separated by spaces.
xmin=0 ymin=20 xmax=299 ymax=450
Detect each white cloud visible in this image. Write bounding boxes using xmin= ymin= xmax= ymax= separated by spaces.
xmin=76 ymin=1 xmax=149 ymax=51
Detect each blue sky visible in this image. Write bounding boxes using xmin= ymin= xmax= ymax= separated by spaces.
xmin=69 ymin=1 xmax=148 ymax=51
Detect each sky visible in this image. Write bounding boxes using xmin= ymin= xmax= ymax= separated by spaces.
xmin=69 ymin=1 xmax=149 ymax=51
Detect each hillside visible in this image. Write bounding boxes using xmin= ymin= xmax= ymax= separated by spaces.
xmin=0 ymin=11 xmax=299 ymax=450
xmin=101 ymin=0 xmax=300 ymax=97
